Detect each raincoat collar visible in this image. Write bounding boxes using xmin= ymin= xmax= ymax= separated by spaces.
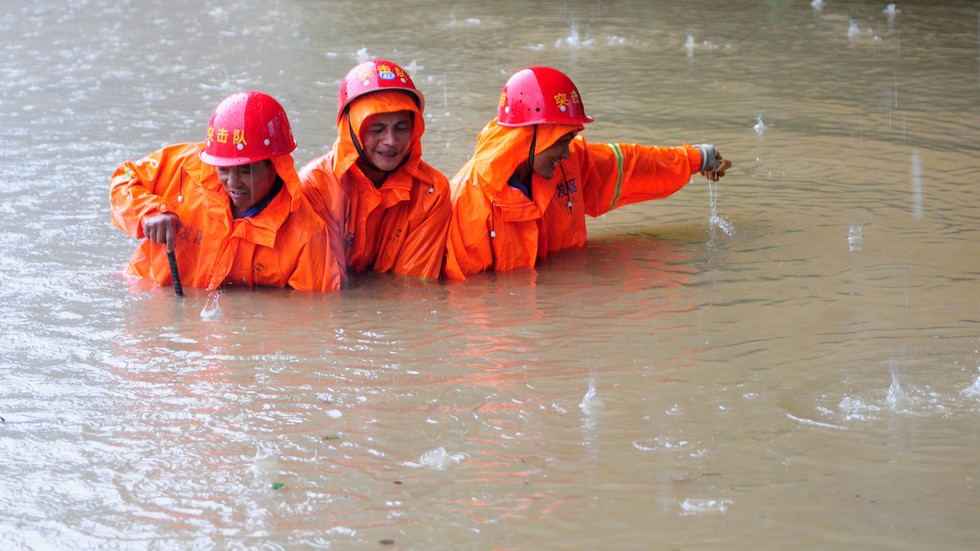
xmin=193 ymin=151 xmax=303 ymax=248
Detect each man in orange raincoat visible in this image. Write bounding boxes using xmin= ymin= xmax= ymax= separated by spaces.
xmin=299 ymin=59 xmax=451 ymax=281
xmin=443 ymin=66 xmax=732 ymax=280
xmin=110 ymin=91 xmax=345 ymax=292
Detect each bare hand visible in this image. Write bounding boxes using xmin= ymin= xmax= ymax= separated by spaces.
xmin=142 ymin=213 xmax=181 ymax=253
xmin=700 ymin=152 xmax=732 ymax=182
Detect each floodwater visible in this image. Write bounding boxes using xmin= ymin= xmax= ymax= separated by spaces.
xmin=2 ymin=0 xmax=978 ymax=548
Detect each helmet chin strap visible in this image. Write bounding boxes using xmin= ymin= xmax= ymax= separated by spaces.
xmin=345 ymin=110 xmax=411 ymax=185
xmin=523 ymin=124 xmax=538 ymax=191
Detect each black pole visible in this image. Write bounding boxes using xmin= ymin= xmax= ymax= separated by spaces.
xmin=168 ymin=249 xmax=184 ymax=296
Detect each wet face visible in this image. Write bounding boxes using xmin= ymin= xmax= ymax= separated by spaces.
xmin=359 ymin=111 xmax=414 ymax=174
xmin=532 ymin=131 xmax=577 ymax=179
xmin=216 ymin=160 xmax=277 ymax=218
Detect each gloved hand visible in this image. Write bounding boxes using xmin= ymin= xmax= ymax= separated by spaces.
xmin=693 ymin=144 xmax=732 ymax=182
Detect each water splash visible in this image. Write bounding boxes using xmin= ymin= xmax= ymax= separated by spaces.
xmin=354 ymin=47 xmax=372 ymax=62
xmin=579 ymin=369 xmax=604 ymax=415
xmin=556 ymin=22 xmax=595 ymax=48
xmin=685 ymin=35 xmax=721 ymax=58
xmin=848 ymin=20 xmax=881 ymax=43
xmin=848 ymin=224 xmax=863 ymax=252
xmin=408 ymin=447 xmax=466 ymax=470
xmin=252 ymin=443 xmax=287 ymax=488
xmin=884 ymin=4 xmax=900 ymax=22
xmin=708 ymin=179 xmax=735 ymax=236
xmin=200 ymin=291 xmax=222 ymax=320
xmin=753 ymin=115 xmax=766 ymax=137
xmin=838 ymin=395 xmax=880 ymax=421
xmin=886 ymin=361 xmax=909 ymax=409
xmin=680 ymin=498 xmax=732 ymax=515
xmin=963 ymin=368 xmax=980 ymax=397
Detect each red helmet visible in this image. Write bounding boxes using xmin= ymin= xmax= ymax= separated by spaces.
xmin=497 ymin=67 xmax=594 ymax=127
xmin=200 ymin=91 xmax=297 ymax=167
xmin=336 ymin=59 xmax=425 ymax=122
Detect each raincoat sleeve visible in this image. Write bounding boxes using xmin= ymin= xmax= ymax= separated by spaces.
xmin=578 ymin=140 xmax=702 ymax=218
xmin=443 ymin=182 xmax=493 ymax=280
xmin=286 ymin=226 xmax=345 ymax=292
xmin=298 ymin=154 xmax=349 ymax=270
xmin=395 ymin=167 xmax=452 ymax=280
xmin=110 ymin=143 xmax=195 ymax=238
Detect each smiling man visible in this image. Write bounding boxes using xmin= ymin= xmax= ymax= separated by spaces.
xmin=299 ymin=59 xmax=451 ymax=280
xmin=443 ymin=66 xmax=733 ymax=280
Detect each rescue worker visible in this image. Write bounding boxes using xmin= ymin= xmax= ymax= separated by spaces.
xmin=299 ymin=59 xmax=451 ymax=280
xmin=110 ymin=90 xmax=345 ymax=292
xmin=443 ymin=66 xmax=733 ymax=280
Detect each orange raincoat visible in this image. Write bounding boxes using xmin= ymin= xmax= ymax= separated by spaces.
xmin=110 ymin=142 xmax=344 ymax=292
xmin=443 ymin=120 xmax=704 ymax=279
xmin=299 ymin=92 xmax=451 ymax=280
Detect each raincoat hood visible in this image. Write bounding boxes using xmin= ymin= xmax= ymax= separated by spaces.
xmin=270 ymin=153 xmax=303 ymax=209
xmin=464 ymin=118 xmax=584 ymax=200
xmin=332 ymin=90 xmax=426 ymax=182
